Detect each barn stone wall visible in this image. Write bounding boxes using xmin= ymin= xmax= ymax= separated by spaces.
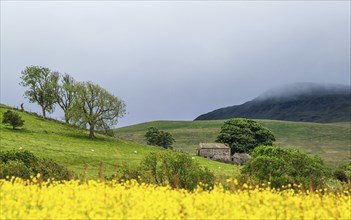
xmin=198 ymin=148 xmax=230 ymax=161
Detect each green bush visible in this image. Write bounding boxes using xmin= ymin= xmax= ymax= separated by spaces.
xmin=0 ymin=150 xmax=72 ymax=180
xmin=39 ymin=158 xmax=72 ymax=180
xmin=241 ymin=146 xmax=330 ymax=188
xmin=2 ymin=110 xmax=24 ymax=129
xmin=106 ymin=164 xmax=143 ymax=182
xmin=109 ymin=151 xmax=214 ymax=191
xmin=0 ymin=160 xmax=31 ymax=179
xmin=333 ymin=162 xmax=351 ymax=182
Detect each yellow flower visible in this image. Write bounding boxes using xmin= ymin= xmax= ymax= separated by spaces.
xmin=0 ymin=177 xmax=350 ymax=220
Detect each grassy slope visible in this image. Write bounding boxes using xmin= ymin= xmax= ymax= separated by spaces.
xmin=115 ymin=120 xmax=351 ymax=166
xmin=0 ymin=106 xmax=239 ymax=179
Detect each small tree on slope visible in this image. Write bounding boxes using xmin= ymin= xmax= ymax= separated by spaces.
xmin=20 ymin=66 xmax=59 ymax=118
xmin=2 ymin=110 xmax=24 ymax=129
xmin=54 ymin=72 xmax=77 ymax=124
xmin=145 ymin=127 xmax=175 ymax=149
xmin=68 ymin=81 xmax=126 ymax=138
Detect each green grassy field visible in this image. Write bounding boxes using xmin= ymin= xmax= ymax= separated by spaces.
xmin=115 ymin=120 xmax=351 ymax=166
xmin=0 ymin=105 xmax=239 ymax=179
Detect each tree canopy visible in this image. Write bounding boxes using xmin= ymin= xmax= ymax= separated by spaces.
xmin=69 ymin=81 xmax=126 ymax=138
xmin=216 ymin=118 xmax=275 ymax=153
xmin=54 ymin=73 xmax=76 ymax=123
xmin=2 ymin=110 xmax=24 ymax=130
xmin=145 ymin=127 xmax=175 ymax=149
xmin=20 ymin=66 xmax=59 ymax=118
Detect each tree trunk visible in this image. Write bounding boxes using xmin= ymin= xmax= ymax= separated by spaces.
xmin=64 ymin=114 xmax=69 ymax=124
xmin=89 ymin=124 xmax=95 ymax=138
xmin=42 ymin=107 xmax=46 ymax=118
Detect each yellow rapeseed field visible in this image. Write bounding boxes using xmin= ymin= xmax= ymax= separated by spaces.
xmin=1 ymin=176 xmax=350 ymax=219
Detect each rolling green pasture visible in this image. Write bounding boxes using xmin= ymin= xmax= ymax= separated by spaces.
xmin=0 ymin=105 xmax=239 ymax=179
xmin=115 ymin=120 xmax=351 ymax=166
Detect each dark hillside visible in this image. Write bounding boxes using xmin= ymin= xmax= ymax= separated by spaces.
xmin=195 ymin=83 xmax=351 ymax=123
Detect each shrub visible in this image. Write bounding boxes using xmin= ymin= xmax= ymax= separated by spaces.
xmin=333 ymin=162 xmax=351 ymax=182
xmin=2 ymin=110 xmax=24 ymax=129
xmin=141 ymin=151 xmax=214 ymax=190
xmin=110 ymin=151 xmax=214 ymax=191
xmin=106 ymin=164 xmax=143 ymax=182
xmin=216 ymin=118 xmax=275 ymax=154
xmin=39 ymin=158 xmax=72 ymax=180
xmin=145 ymin=127 xmax=175 ymax=149
xmin=333 ymin=170 xmax=348 ymax=182
xmin=0 ymin=160 xmax=31 ymax=179
xmin=0 ymin=150 xmax=72 ymax=180
xmin=0 ymin=149 xmax=39 ymax=168
xmin=241 ymin=146 xmax=330 ymax=188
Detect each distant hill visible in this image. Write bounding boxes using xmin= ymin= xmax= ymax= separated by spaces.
xmin=195 ymin=83 xmax=351 ymax=123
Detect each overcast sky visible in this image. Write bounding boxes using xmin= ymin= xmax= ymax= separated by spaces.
xmin=1 ymin=1 xmax=350 ymax=127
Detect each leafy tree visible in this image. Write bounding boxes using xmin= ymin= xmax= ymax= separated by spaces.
xmin=241 ymin=146 xmax=330 ymax=188
xmin=20 ymin=66 xmax=59 ymax=118
xmin=145 ymin=127 xmax=161 ymax=146
xmin=69 ymin=81 xmax=126 ymax=138
xmin=145 ymin=127 xmax=175 ymax=149
xmin=216 ymin=118 xmax=275 ymax=153
xmin=2 ymin=110 xmax=24 ymax=129
xmin=54 ymin=73 xmax=77 ymax=123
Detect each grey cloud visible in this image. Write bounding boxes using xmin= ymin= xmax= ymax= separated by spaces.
xmin=1 ymin=1 xmax=350 ymax=127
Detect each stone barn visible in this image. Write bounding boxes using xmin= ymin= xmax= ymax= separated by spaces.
xmin=196 ymin=143 xmax=230 ymax=162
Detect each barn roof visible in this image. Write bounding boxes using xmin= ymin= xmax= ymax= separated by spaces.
xmin=198 ymin=143 xmax=229 ymax=149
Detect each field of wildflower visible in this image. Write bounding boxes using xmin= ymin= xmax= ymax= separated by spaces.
xmin=1 ymin=176 xmax=350 ymax=219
